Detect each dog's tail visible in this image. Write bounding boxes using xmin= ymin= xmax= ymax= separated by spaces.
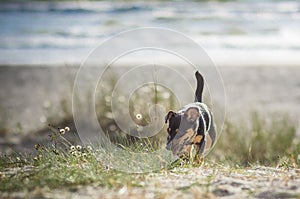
xmin=194 ymin=71 xmax=204 ymax=103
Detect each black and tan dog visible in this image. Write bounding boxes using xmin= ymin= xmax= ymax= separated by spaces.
xmin=165 ymin=71 xmax=216 ymax=160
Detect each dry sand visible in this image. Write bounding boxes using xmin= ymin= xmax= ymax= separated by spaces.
xmin=1 ymin=166 xmax=300 ymax=199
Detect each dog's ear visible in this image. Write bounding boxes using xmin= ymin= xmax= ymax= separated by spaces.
xmin=195 ymin=71 xmax=204 ymax=103
xmin=165 ymin=111 xmax=176 ymax=123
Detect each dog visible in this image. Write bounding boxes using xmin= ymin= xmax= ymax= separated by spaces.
xmin=165 ymin=71 xmax=216 ymax=160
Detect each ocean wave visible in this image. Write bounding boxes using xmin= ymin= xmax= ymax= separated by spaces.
xmin=0 ymin=0 xmax=300 ymax=65
xmin=0 ymin=2 xmax=151 ymax=14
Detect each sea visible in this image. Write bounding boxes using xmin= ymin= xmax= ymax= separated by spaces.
xmin=0 ymin=0 xmax=300 ymax=66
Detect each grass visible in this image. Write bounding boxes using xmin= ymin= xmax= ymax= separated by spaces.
xmin=211 ymin=112 xmax=300 ymax=167
xmin=0 ymin=125 xmax=172 ymax=192
xmin=0 ymin=112 xmax=299 ymax=193
xmin=0 ymin=141 xmax=136 ymax=192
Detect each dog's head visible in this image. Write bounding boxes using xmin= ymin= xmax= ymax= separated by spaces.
xmin=165 ymin=105 xmax=202 ymax=156
xmin=165 ymin=106 xmax=201 ymax=137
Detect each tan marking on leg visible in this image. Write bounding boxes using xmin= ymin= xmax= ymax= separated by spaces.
xmin=182 ymin=128 xmax=195 ymax=138
xmin=193 ymin=135 xmax=203 ymax=144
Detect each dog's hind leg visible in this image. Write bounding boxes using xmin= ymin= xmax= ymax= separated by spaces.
xmin=194 ymin=71 xmax=204 ymax=103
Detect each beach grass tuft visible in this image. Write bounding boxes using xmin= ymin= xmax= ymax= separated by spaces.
xmin=211 ymin=112 xmax=299 ymax=167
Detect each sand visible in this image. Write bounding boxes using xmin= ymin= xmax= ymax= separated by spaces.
xmin=1 ymin=166 xmax=300 ymax=198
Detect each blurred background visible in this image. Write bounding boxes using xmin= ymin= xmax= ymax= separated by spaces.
xmin=0 ymin=0 xmax=299 ymax=154
xmin=1 ymin=0 xmax=300 ymax=66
